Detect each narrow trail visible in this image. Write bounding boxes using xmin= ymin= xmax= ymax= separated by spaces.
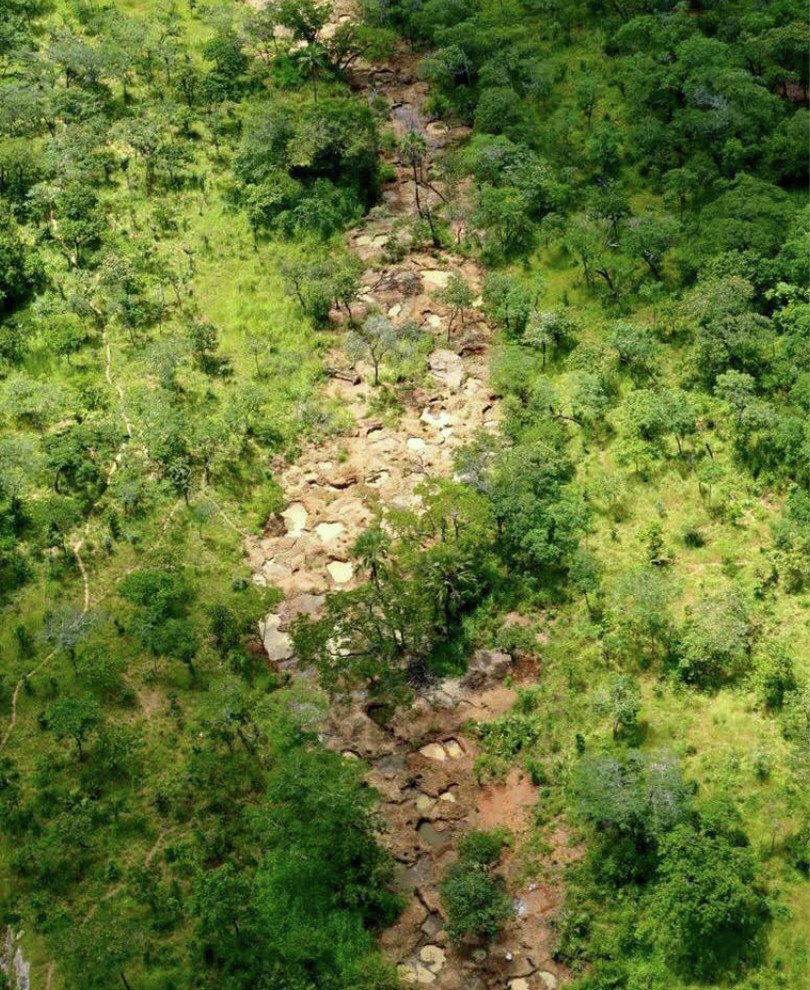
xmin=1 ymin=541 xmax=88 ymax=751
xmin=245 ymin=11 xmax=574 ymax=988
xmin=2 ymin=493 xmax=184 ymax=749
xmin=3 ymin=337 xmax=136 ymax=753
xmin=103 ymin=333 xmax=133 ymax=485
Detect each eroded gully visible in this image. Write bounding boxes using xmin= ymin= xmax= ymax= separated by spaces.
xmin=244 ymin=11 xmax=575 ymax=987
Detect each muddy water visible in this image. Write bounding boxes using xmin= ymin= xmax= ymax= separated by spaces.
xmin=244 ymin=8 xmax=572 ymax=986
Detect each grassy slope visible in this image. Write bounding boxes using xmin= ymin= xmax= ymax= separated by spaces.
xmin=464 ymin=5 xmax=809 ymax=985
xmin=0 ymin=2 xmax=338 ymax=984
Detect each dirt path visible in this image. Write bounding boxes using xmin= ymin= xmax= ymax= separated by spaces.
xmin=244 ymin=12 xmax=572 ymax=989
xmin=0 ymin=540 xmax=88 ymax=751
xmin=103 ymin=333 xmax=133 ymax=486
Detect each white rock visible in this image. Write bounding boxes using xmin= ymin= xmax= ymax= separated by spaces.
xmin=407 ymin=437 xmax=427 ymax=452
xmin=419 ymin=742 xmax=447 ymax=761
xmin=327 ymin=560 xmax=354 ymax=584
xmin=414 ymin=963 xmax=436 ymax=985
xmin=509 ymin=981 xmax=529 ymax=990
xmin=438 ymin=790 xmax=456 ymax=803
xmin=429 ymin=349 xmax=464 ymax=389
xmin=315 ymin=522 xmax=345 ymax=543
xmin=416 ymin=793 xmax=436 ymax=813
xmin=419 ymin=945 xmax=446 ymax=970
xmin=444 ymin=739 xmax=464 ymax=759
xmin=421 ymin=408 xmax=451 ymax=429
xmin=262 ymin=559 xmax=292 ymax=581
xmin=281 ymin=502 xmax=308 ymax=536
xmin=422 ymin=270 xmax=450 ymax=288
xmin=388 ymin=303 xmax=402 ymax=317
xmin=537 ymin=973 xmax=558 ymax=990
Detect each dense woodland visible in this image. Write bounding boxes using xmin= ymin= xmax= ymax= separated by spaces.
xmin=0 ymin=0 xmax=807 ymax=987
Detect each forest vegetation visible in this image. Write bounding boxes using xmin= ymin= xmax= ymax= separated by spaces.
xmin=0 ymin=0 xmax=807 ymax=987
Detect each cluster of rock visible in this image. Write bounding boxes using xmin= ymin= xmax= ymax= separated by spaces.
xmin=244 ymin=29 xmax=569 ymax=990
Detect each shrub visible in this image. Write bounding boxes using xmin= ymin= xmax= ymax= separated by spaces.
xmin=441 ymin=826 xmax=514 ymax=943
xmin=440 ymin=861 xmax=514 ymax=943
xmin=457 ymin=828 xmax=510 ymax=868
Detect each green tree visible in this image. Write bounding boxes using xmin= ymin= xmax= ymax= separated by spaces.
xmin=0 ymin=755 xmax=21 ymax=828
xmin=754 ymin=642 xmax=796 ymax=711
xmin=677 ymin=590 xmax=752 ymax=688
xmin=251 ymin=745 xmax=400 ymax=984
xmin=346 ymin=314 xmax=399 ymax=386
xmin=594 ymin=673 xmax=642 ymax=739
xmin=192 ymin=861 xmax=252 ymax=939
xmin=482 ymin=272 xmax=535 ymax=337
xmin=614 ymin=389 xmax=668 ymax=474
xmin=609 ymin=321 xmax=656 ymax=381
xmin=0 ymin=202 xmax=42 ymax=311
xmin=438 ymin=272 xmax=474 ymax=338
xmin=524 ymin=308 xmax=578 ymax=370
xmin=571 ymin=750 xmax=690 ymax=885
xmin=569 ymin=546 xmax=602 ymax=612
xmin=475 ymin=184 xmax=536 ymax=258
xmin=649 ymin=823 xmax=768 ymax=979
xmin=61 ymin=908 xmax=142 ymax=990
xmin=607 ymin=568 xmax=673 ymax=664
xmin=624 ymin=211 xmax=678 ymax=281
xmin=276 ymin=0 xmax=331 ymax=44
xmin=49 ymin=694 xmax=102 ymax=761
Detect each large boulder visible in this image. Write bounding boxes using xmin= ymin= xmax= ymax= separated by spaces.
xmin=429 ymin=349 xmax=465 ymax=390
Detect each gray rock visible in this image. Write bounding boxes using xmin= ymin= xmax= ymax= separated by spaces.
xmin=429 ymin=349 xmax=465 ymax=390
xmin=462 ymin=649 xmax=512 ymax=689
xmin=259 ymin=613 xmax=294 ymax=662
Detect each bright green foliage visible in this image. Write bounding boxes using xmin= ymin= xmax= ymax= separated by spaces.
xmin=439 ymin=271 xmax=475 ymax=336
xmin=0 ymin=0 xmax=398 ymax=982
xmin=293 ymin=480 xmax=496 ymax=687
xmin=677 ymin=590 xmax=752 ymax=688
xmin=441 ymin=865 xmax=514 ymax=944
xmin=441 ymin=827 xmax=514 ymax=943
xmin=49 ymin=695 xmax=102 ymax=761
xmin=457 ymin=827 xmax=510 ymax=867
xmin=60 ymin=909 xmax=142 ymax=990
xmin=754 ymin=642 xmax=797 ymax=711
xmin=249 ymin=747 xmax=401 ymax=985
xmin=0 ymin=0 xmax=807 ymax=984
xmin=569 ymin=546 xmax=602 ymax=611
xmin=649 ymin=822 xmax=768 ymax=979
xmin=593 ymin=673 xmax=641 ymax=739
xmin=0 ymin=203 xmax=42 ymax=310
xmin=234 ymin=98 xmax=379 ymax=238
